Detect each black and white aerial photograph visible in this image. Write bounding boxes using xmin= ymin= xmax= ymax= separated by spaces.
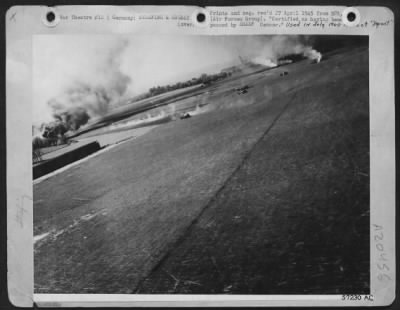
xmin=32 ymin=35 xmax=370 ymax=294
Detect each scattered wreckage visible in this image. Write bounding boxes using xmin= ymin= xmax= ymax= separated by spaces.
xmin=180 ymin=112 xmax=192 ymax=119
xmin=235 ymin=85 xmax=250 ymax=95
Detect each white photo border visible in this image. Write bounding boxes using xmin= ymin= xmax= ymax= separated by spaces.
xmin=6 ymin=5 xmax=395 ymax=307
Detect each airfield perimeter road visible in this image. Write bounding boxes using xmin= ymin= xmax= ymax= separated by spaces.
xmin=34 ymin=46 xmax=369 ymax=294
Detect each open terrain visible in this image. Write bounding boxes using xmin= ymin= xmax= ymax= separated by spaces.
xmin=34 ymin=45 xmax=369 ymax=294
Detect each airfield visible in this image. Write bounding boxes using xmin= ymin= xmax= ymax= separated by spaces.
xmin=34 ymin=45 xmax=370 ymax=294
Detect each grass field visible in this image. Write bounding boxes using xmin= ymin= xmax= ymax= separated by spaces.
xmin=34 ymin=45 xmax=369 ymax=294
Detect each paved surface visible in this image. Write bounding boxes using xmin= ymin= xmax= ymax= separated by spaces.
xmin=34 ymin=46 xmax=369 ymax=294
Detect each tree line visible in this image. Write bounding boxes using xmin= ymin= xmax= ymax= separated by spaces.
xmin=144 ymin=71 xmax=232 ymax=98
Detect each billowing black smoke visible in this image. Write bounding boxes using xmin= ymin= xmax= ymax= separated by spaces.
xmin=45 ymin=40 xmax=131 ymax=133
xmin=52 ymin=106 xmax=90 ymax=132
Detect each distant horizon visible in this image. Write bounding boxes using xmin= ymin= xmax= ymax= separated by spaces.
xmin=33 ymin=35 xmax=260 ymax=126
xmin=32 ymin=35 xmax=367 ymax=128
xmin=32 ymin=58 xmax=238 ymax=130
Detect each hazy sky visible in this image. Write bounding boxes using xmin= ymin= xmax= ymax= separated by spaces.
xmin=32 ymin=35 xmax=311 ymax=125
xmin=33 ymin=35 xmax=251 ymax=124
